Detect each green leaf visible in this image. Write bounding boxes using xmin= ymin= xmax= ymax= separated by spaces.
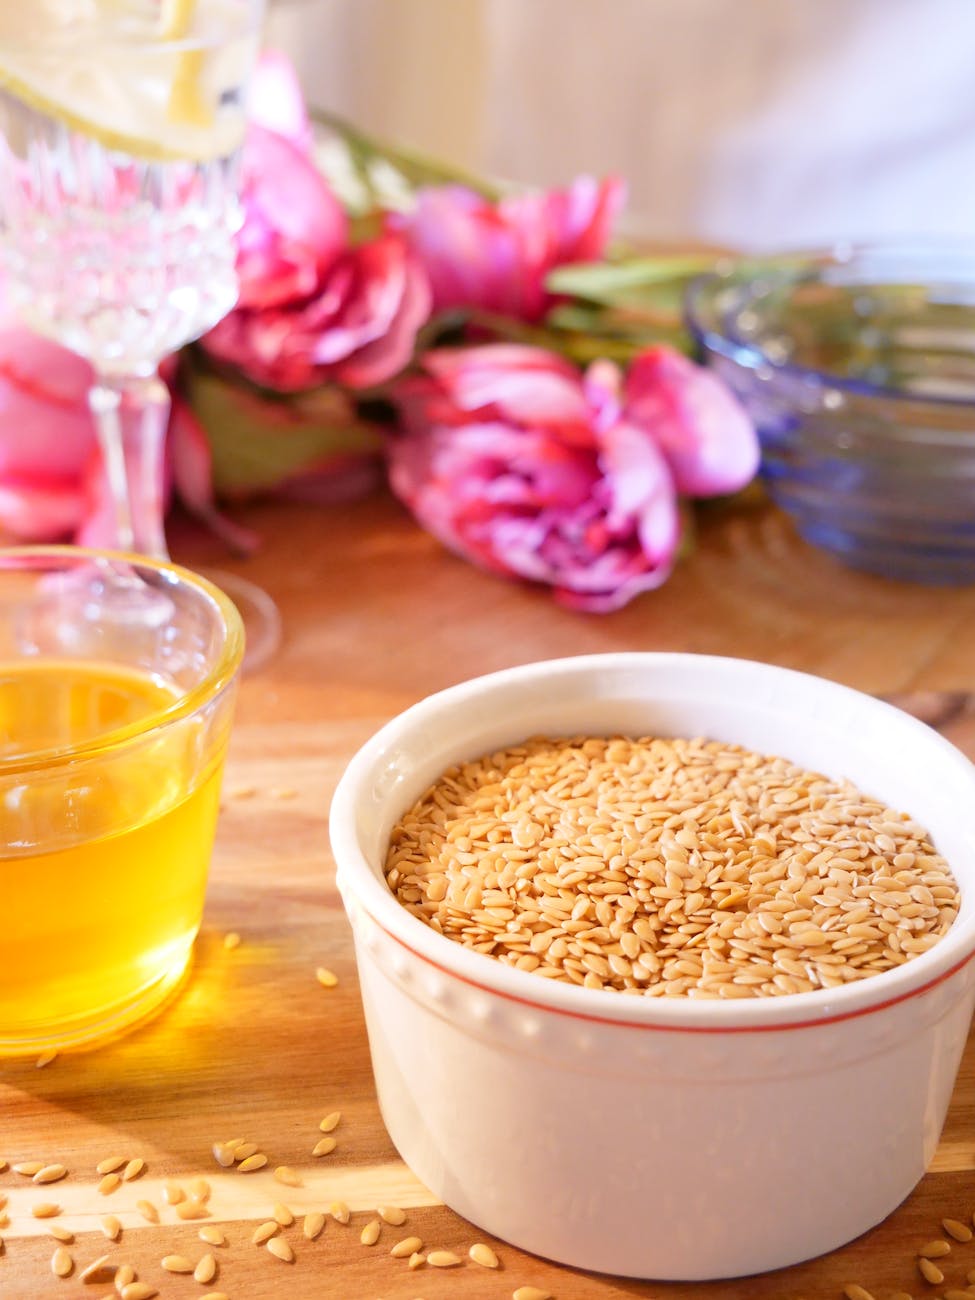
xmin=183 ymin=364 xmax=384 ymax=499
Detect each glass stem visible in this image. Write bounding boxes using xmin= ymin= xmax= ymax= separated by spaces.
xmin=89 ymin=371 xmax=171 ymax=559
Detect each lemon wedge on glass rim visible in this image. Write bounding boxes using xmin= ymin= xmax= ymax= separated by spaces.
xmin=0 ymin=0 xmax=254 ymax=163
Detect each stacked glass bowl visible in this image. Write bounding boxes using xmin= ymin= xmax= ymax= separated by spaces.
xmin=684 ymin=243 xmax=975 ymax=583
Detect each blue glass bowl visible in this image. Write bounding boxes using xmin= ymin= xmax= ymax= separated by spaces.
xmin=684 ymin=244 xmax=975 ymax=583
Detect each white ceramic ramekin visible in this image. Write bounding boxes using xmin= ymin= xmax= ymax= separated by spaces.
xmin=329 ymin=654 xmax=975 ymax=1280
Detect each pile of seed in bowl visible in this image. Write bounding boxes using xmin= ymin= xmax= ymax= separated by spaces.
xmin=384 ymin=735 xmax=960 ymax=998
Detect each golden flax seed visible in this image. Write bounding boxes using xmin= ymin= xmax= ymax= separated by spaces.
xmin=100 ymin=1215 xmax=122 ymax=1240
xmin=48 ymin=1224 xmax=73 ymax=1243
xmin=303 ymin=1212 xmax=326 ymax=1240
xmin=35 ymin=1051 xmax=57 ymax=1068
xmin=32 ymin=1202 xmax=61 ymax=1218
xmin=252 ymin=1222 xmax=279 ymax=1245
xmin=232 ymin=1142 xmax=259 ymax=1161
xmin=944 ymin=1217 xmax=974 ymax=1242
xmin=319 ymin=1112 xmax=341 ymax=1132
xmin=33 ymin=1163 xmax=67 ymax=1185
xmin=96 ymin=1157 xmax=127 ymax=1176
xmin=13 ymin=1161 xmax=44 ymax=1176
xmin=918 ymin=1257 xmax=945 ymax=1284
xmin=918 ymin=1240 xmax=951 ymax=1258
xmin=199 ymin=1227 xmax=227 ymax=1247
xmin=943 ymin=1289 xmax=975 ymax=1300
xmin=273 ymin=1203 xmax=294 ymax=1226
xmin=360 ymin=1219 xmax=381 ymax=1246
xmin=212 ymin=1143 xmax=236 ymax=1168
xmin=316 ymin=967 xmax=339 ymax=988
xmin=200 ymin=1294 xmax=229 ymax=1300
xmin=266 ymin=1236 xmax=295 ymax=1263
xmin=78 ymin=1253 xmax=114 ymax=1283
xmin=378 ymin=1205 xmax=406 ymax=1226
xmin=115 ymin=1263 xmax=136 ymax=1291
xmin=51 ymin=1246 xmax=73 ymax=1277
xmin=237 ymin=1153 xmax=267 ymax=1173
xmin=391 ymin=1237 xmax=424 ymax=1258
xmin=98 ymin=1174 xmax=122 ymax=1196
xmin=161 ymin=1255 xmax=194 ymax=1273
xmin=427 ymin=1250 xmax=462 ymax=1267
xmin=195 ymin=1254 xmax=217 ymax=1284
xmin=120 ymin=1285 xmax=158 ymax=1300
xmin=274 ymin=1166 xmax=302 ymax=1188
xmin=190 ymin=1178 xmax=211 ymax=1202
xmin=121 ymin=1159 xmax=144 ymax=1182
xmin=135 ymin=1200 xmax=159 ymax=1224
xmin=312 ymin=1136 xmax=337 ymax=1157
xmin=223 ymin=932 xmax=241 ymax=950
xmin=512 ymin=1289 xmax=552 ymax=1300
xmin=470 ymin=1243 xmax=500 ymax=1268
xmin=408 ymin=1251 xmax=425 ymax=1269
xmin=329 ymin=1200 xmax=350 ymax=1224
xmin=163 ymin=1182 xmax=185 ymax=1204
xmin=175 ymin=1198 xmax=209 ymax=1220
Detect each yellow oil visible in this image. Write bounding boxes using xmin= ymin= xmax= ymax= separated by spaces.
xmin=0 ymin=660 xmax=226 ymax=1050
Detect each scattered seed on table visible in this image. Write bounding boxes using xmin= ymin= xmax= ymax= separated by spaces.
xmin=79 ymin=1254 xmax=115 ymax=1283
xmin=33 ymin=1163 xmax=67 ymax=1185
xmin=312 ymin=1137 xmax=336 ymax=1157
xmin=329 ymin=1200 xmax=350 ymax=1224
xmin=199 ymin=1226 xmax=227 ymax=1247
xmin=917 ymin=1240 xmax=951 ymax=1258
xmin=51 ymin=1246 xmax=73 ymax=1277
xmin=96 ymin=1157 xmax=126 ymax=1176
xmin=944 ymin=1289 xmax=975 ymax=1300
xmin=36 ymin=1051 xmax=57 ymax=1069
xmin=273 ymin=1203 xmax=294 ymax=1226
xmin=944 ymin=1217 xmax=973 ymax=1242
xmin=136 ymin=1199 xmax=159 ymax=1224
xmin=470 ymin=1243 xmax=500 ymax=1268
xmin=200 ymin=1294 xmax=230 ymax=1300
xmin=176 ymin=1198 xmax=209 ymax=1220
xmin=162 ymin=1254 xmax=194 ymax=1274
xmin=32 ymin=1202 xmax=60 ymax=1218
xmin=918 ymin=1257 xmax=945 ymax=1284
xmin=360 ymin=1220 xmax=381 ymax=1246
xmin=121 ymin=1158 xmax=145 ymax=1183
xmin=98 ymin=1174 xmax=122 ymax=1196
xmin=223 ymin=932 xmax=241 ymax=951
xmin=252 ymin=1222 xmax=279 ymax=1245
xmin=316 ymin=967 xmax=339 ymax=988
xmin=212 ymin=1143 xmax=236 ymax=1168
xmin=229 ymin=784 xmax=256 ymax=801
xmin=266 ymin=1236 xmax=295 ymax=1263
xmin=13 ymin=1161 xmax=44 ymax=1176
xmin=274 ymin=1166 xmax=302 ymax=1188
xmin=270 ymin=786 xmax=297 ymax=800
xmin=116 ymin=1263 xmax=136 ymax=1288
xmin=237 ymin=1154 xmax=267 ymax=1173
xmin=303 ymin=1212 xmax=326 ymax=1241
xmin=0 ymin=1159 xmax=7 ymax=1172
xmin=408 ymin=1252 xmax=425 ymax=1269
xmin=512 ymin=1289 xmax=553 ymax=1300
xmin=49 ymin=1224 xmax=73 ymax=1244
xmin=232 ymin=1142 xmax=259 ymax=1162
xmin=163 ymin=1182 xmax=185 ymax=1205
xmin=190 ymin=1177 xmax=211 ymax=1202
xmin=888 ymin=1292 xmax=913 ymax=1300
xmin=427 ymin=1250 xmax=462 ymax=1267
xmin=378 ymin=1205 xmax=406 ymax=1226
xmin=121 ymin=1285 xmax=158 ymax=1300
xmin=195 ymin=1254 xmax=217 ymax=1284
xmin=391 ymin=1237 xmax=424 ymax=1258
xmin=100 ymin=1215 xmax=122 ymax=1240
xmin=319 ymin=1112 xmax=341 ymax=1133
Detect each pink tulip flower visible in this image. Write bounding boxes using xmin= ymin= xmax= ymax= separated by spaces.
xmin=388 ymin=343 xmax=758 ymax=611
xmin=397 ymin=176 xmax=625 ymax=322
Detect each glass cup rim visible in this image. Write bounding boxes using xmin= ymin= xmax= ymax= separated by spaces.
xmin=0 ymin=544 xmax=245 ymax=777
xmin=0 ymin=3 xmax=265 ymax=57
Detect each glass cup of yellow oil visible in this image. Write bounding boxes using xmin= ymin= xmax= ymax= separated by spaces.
xmin=0 ymin=546 xmax=244 ymax=1055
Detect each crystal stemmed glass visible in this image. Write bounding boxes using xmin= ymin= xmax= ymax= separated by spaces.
xmin=0 ymin=0 xmax=281 ymax=670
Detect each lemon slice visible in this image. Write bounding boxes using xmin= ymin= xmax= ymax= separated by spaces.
xmin=0 ymin=0 xmax=254 ymax=163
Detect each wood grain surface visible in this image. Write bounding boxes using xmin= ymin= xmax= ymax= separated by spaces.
xmin=3 ymin=492 xmax=975 ymax=1300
